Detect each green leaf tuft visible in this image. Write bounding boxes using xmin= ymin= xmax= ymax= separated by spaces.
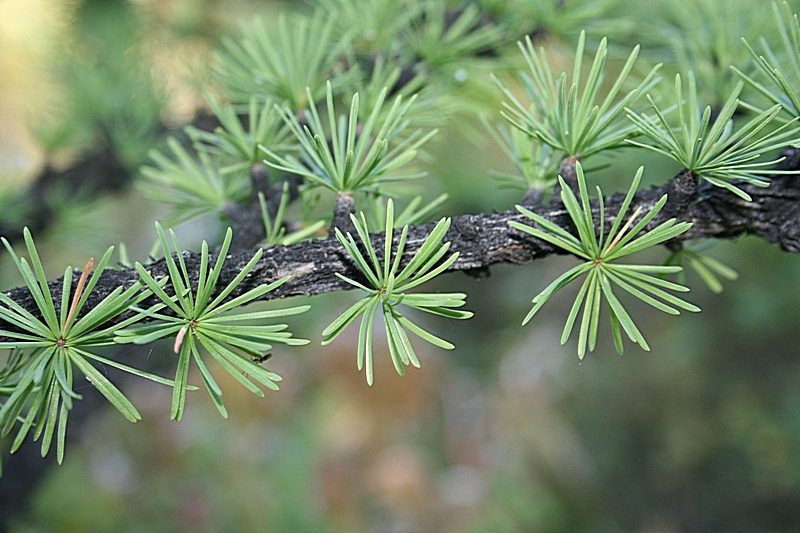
xmin=322 ymin=199 xmax=472 ymax=384
xmin=510 ymin=163 xmax=698 ymax=357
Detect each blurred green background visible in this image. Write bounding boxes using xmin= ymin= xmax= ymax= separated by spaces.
xmin=2 ymin=0 xmax=800 ymax=531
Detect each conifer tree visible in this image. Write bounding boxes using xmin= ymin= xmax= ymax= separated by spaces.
xmin=3 ymin=1 xmax=800 ymax=528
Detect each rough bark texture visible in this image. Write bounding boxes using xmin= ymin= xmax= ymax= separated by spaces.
xmin=2 ymin=149 xmax=799 ymax=340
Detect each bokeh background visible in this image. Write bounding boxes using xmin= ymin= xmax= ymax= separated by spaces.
xmin=2 ymin=0 xmax=800 ymax=531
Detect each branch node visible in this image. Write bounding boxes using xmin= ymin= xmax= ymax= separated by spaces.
xmin=223 ymin=163 xmax=274 ymax=250
xmin=668 ymin=168 xmax=698 ymax=217
xmin=329 ymin=192 xmax=356 ymax=238
xmin=453 ymin=215 xmax=482 ymax=240
xmin=551 ymin=156 xmax=580 ymax=204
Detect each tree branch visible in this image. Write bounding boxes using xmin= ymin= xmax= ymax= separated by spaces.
xmin=3 ymin=150 xmax=799 ymax=338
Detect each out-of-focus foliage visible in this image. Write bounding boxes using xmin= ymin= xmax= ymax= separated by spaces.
xmin=2 ymin=0 xmax=800 ymax=532
xmin=29 ymin=0 xmax=164 ymax=168
xmin=215 ymin=12 xmax=355 ymax=108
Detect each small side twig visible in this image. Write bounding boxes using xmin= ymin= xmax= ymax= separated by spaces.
xmin=329 ymin=192 xmax=356 ymax=238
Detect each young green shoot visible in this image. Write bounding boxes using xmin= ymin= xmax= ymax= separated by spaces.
xmin=495 ymin=31 xmax=661 ymax=159
xmin=261 ymin=81 xmax=437 ymax=196
xmin=115 ymin=223 xmax=310 ymax=421
xmin=321 ymin=199 xmax=472 ymax=385
xmin=626 ymin=74 xmax=800 ymax=201
xmin=509 ymin=163 xmax=699 ymax=358
xmin=0 ymin=229 xmax=174 ymax=463
xmin=187 ymin=96 xmax=294 ymax=173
